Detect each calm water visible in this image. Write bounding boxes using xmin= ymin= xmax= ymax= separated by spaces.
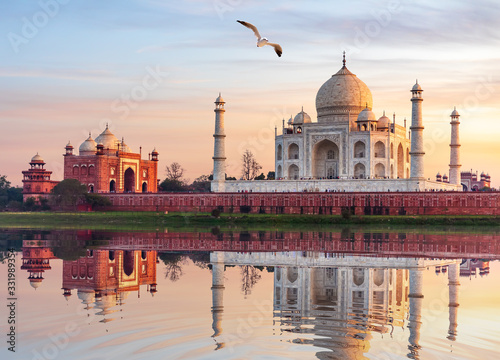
xmin=1 ymin=228 xmax=500 ymax=360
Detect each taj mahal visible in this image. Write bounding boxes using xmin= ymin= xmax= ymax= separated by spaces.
xmin=211 ymin=55 xmax=463 ymax=193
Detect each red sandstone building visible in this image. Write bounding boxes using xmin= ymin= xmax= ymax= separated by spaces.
xmin=64 ymin=126 xmax=159 ymax=193
xmin=61 ymin=249 xmax=158 ymax=317
xmin=435 ymin=170 xmax=492 ymax=191
xmin=21 ymin=153 xmax=59 ymax=201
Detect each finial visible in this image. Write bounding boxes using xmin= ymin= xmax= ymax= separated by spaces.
xmin=219 ymin=92 xmax=221 ymax=97
xmin=416 ymin=79 xmax=418 ymax=84
xmin=106 ymin=122 xmax=108 ymax=129
xmin=454 ymin=106 xmax=456 ymax=110
xmin=365 ymin=102 xmax=368 ymax=109
xmin=301 ymin=106 xmax=304 ymax=112
xmin=89 ymin=132 xmax=91 ymax=137
xmin=342 ymin=51 xmax=346 ymax=67
xmin=383 ymin=110 xmax=386 ymax=116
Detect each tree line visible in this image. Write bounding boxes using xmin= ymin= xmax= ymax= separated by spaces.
xmin=159 ymin=149 xmax=274 ymax=192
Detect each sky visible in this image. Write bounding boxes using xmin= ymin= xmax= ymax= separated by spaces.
xmin=1 ymin=0 xmax=500 ymax=187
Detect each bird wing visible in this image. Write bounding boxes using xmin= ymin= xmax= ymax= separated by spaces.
xmin=237 ymin=20 xmax=261 ymax=39
xmin=266 ymin=42 xmax=282 ymax=57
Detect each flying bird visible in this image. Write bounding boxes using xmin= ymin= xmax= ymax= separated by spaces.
xmin=236 ymin=20 xmax=282 ymax=57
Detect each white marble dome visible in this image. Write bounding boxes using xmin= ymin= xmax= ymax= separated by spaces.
xmin=79 ymin=134 xmax=97 ymax=155
xmin=293 ymin=108 xmax=312 ymax=124
xmin=357 ymin=107 xmax=377 ymax=122
xmin=316 ymin=65 xmax=373 ymax=121
xmin=95 ymin=126 xmax=119 ymax=150
xmin=31 ymin=153 xmax=44 ymax=163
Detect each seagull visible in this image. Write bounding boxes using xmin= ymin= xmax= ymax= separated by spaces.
xmin=237 ymin=20 xmax=282 ymax=57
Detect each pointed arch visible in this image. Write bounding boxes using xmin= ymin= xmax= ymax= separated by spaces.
xmin=312 ymin=140 xmax=339 ymax=179
xmin=288 ymin=143 xmax=299 ymax=160
xmin=354 ymin=141 xmax=365 ymax=158
xmin=397 ymin=143 xmax=404 ymax=178
xmin=124 ymin=168 xmax=135 ymax=193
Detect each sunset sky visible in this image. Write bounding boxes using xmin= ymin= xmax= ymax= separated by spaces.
xmin=2 ymin=0 xmax=499 ymax=187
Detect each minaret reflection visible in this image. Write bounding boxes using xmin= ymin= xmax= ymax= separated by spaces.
xmin=210 ymin=251 xmax=226 ymax=350
xmin=407 ymin=267 xmax=424 ymax=359
xmin=447 ymin=262 xmax=460 ymax=341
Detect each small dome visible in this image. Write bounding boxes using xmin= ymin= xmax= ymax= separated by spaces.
xmin=451 ymin=107 xmax=460 ymax=116
xmin=65 ymin=141 xmax=73 ymax=148
xmin=412 ymin=81 xmax=422 ymax=91
xmin=31 ymin=153 xmax=44 ymax=163
xmin=356 ymin=107 xmax=377 ymax=122
xmin=151 ymin=147 xmax=158 ymax=154
xmin=378 ymin=111 xmax=390 ymax=128
xmin=120 ymin=138 xmax=131 ymax=153
xmin=29 ymin=279 xmax=42 ymax=289
xmin=79 ymin=134 xmax=97 ymax=155
xmin=287 ymin=115 xmax=293 ymax=125
xmin=293 ymin=108 xmax=312 ymax=124
xmin=95 ymin=126 xmax=119 ymax=150
xmin=443 ymin=174 xmax=448 ymax=179
xmin=215 ymin=93 xmax=224 ymax=103
xmin=437 ymin=172 xmax=441 ymax=177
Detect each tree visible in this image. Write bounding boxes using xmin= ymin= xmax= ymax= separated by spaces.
xmin=267 ymin=171 xmax=275 ymax=180
xmin=254 ymin=173 xmax=266 ymax=180
xmin=160 ymin=162 xmax=188 ymax=192
xmin=23 ymin=197 xmax=36 ymax=211
xmin=241 ymin=150 xmax=262 ymax=180
xmin=0 ymin=175 xmax=11 ymax=208
xmin=159 ymin=179 xmax=188 ymax=192
xmin=190 ymin=174 xmax=211 ymax=192
xmin=84 ymin=193 xmax=112 ymax=209
xmin=51 ymin=179 xmax=88 ymax=210
xmin=158 ymin=253 xmax=187 ymax=282
xmin=240 ymin=265 xmax=262 ymax=297
xmin=165 ymin=162 xmax=185 ymax=182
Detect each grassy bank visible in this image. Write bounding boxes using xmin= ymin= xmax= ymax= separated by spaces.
xmin=1 ymin=211 xmax=500 ymax=232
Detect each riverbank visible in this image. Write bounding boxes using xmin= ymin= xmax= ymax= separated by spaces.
xmin=1 ymin=211 xmax=500 ymax=232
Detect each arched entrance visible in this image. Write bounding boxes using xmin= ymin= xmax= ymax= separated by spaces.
xmin=354 ymin=163 xmax=366 ymax=179
xmin=109 ymin=180 xmax=116 ymax=192
xmin=313 ymin=140 xmax=339 ymax=179
xmin=397 ymin=143 xmax=404 ymax=178
xmin=123 ymin=251 xmax=135 ymax=276
xmin=142 ymin=182 xmax=147 ymax=193
xmin=288 ymin=164 xmax=299 ymax=180
xmin=374 ymin=163 xmax=385 ymax=178
xmin=124 ymin=168 xmax=135 ymax=193
xmin=288 ymin=143 xmax=299 ymax=159
xmin=277 ymin=165 xmax=282 ymax=179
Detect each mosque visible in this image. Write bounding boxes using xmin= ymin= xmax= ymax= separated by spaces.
xmin=211 ymin=56 xmax=463 ymax=193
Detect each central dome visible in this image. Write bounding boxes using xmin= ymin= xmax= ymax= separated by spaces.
xmin=95 ymin=125 xmax=119 ymax=150
xmin=315 ymin=64 xmax=373 ymax=122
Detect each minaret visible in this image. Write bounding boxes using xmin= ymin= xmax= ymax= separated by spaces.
xmin=211 ymin=251 xmax=225 ymax=350
xmin=407 ymin=267 xmax=424 ymax=358
xmin=447 ymin=262 xmax=460 ymax=341
xmin=211 ymin=93 xmax=226 ymax=193
xmin=449 ymin=108 xmax=461 ymax=186
xmin=410 ymin=81 xmax=425 ymax=179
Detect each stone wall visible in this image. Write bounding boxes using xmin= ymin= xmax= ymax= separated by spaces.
xmin=222 ymin=179 xmax=460 ymax=193
xmin=102 ymin=191 xmax=500 ymax=216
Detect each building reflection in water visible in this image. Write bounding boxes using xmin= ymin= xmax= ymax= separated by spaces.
xmin=18 ymin=234 xmax=492 ymax=358
xmin=208 ymin=252 xmax=488 ymax=360
xmin=21 ymin=240 xmax=158 ymax=323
